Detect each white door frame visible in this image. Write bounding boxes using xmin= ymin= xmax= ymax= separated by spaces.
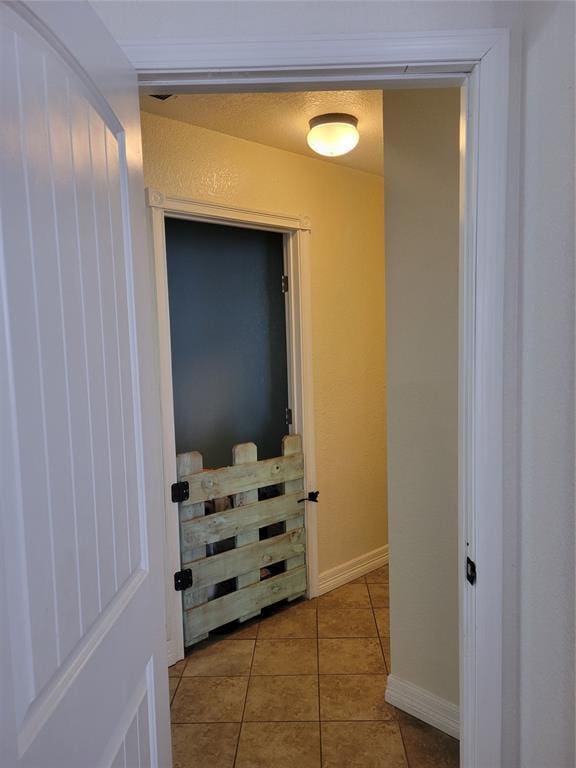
xmin=147 ymin=190 xmax=318 ymax=666
xmin=132 ymin=28 xmax=510 ymax=768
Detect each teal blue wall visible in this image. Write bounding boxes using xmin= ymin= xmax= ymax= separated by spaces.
xmin=166 ymin=217 xmax=288 ymax=468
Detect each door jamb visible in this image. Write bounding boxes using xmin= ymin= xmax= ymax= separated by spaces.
xmin=137 ymin=27 xmax=510 ymax=768
xmin=147 ymin=190 xmax=318 ymax=667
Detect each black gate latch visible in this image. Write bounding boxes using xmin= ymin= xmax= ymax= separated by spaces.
xmin=171 ymin=481 xmax=189 ymax=504
xmin=466 ymin=557 xmax=477 ymax=585
xmin=298 ymin=491 xmax=319 ymax=504
xmin=174 ymin=568 xmax=193 ymax=591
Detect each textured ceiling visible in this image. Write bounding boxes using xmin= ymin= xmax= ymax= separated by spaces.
xmin=140 ymin=90 xmax=384 ymax=176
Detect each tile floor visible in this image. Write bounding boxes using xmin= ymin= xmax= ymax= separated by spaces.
xmin=169 ymin=564 xmax=459 ymax=767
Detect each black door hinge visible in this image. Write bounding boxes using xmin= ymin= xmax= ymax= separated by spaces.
xmin=285 ymin=407 xmax=293 ymax=426
xmin=298 ymin=490 xmax=319 ymax=504
xmin=466 ymin=557 xmax=477 ymax=585
xmin=171 ymin=481 xmax=189 ymax=504
xmin=174 ymin=568 xmax=193 ymax=591
xmin=281 ymin=274 xmax=289 ymax=293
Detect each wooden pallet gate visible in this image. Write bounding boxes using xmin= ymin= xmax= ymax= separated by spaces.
xmin=175 ymin=434 xmax=307 ymax=646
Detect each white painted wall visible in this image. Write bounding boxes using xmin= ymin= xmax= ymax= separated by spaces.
xmin=92 ymin=1 xmax=521 ymax=41
xmin=91 ymin=2 xmax=575 ymax=764
xmin=384 ymin=88 xmax=460 ymax=707
xmin=518 ymin=3 xmax=575 ymax=766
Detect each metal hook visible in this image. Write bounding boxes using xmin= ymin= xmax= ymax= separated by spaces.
xmin=298 ymin=491 xmax=319 ymax=503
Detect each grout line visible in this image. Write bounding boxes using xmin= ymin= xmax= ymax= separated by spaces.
xmin=232 ymin=624 xmax=258 ymax=767
xmin=178 ymin=673 xmax=252 ymax=677
xmin=316 ymin=673 xmax=388 ymax=678
xmin=179 ymin=671 xmax=393 ymax=678
xmin=170 ymin=718 xmax=399 ymax=725
xmin=367 ymin=577 xmax=412 ymax=768
xmin=178 ymin=672 xmax=391 ymax=678
xmin=169 ymin=674 xmax=183 ymax=709
xmin=170 ymin=720 xmax=245 ymax=726
xmin=379 ymin=634 xmax=390 ymax=675
xmin=367 ymin=582 xmax=376 ymax=610
xmin=397 ymin=716 xmax=413 ymax=768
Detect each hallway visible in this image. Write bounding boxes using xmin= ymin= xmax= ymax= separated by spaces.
xmin=168 ymin=564 xmax=459 ymax=767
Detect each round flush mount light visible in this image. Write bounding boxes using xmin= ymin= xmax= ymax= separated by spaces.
xmin=307 ymin=113 xmax=359 ymax=157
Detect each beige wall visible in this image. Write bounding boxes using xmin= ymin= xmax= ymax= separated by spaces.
xmin=141 ymin=111 xmax=387 ymax=574
xmin=384 ymin=89 xmax=460 ymax=705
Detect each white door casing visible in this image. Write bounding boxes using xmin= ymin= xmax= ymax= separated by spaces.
xmin=0 ymin=3 xmax=170 ymax=767
xmin=147 ymin=191 xmax=317 ymax=666
xmin=135 ymin=29 xmax=509 ymax=768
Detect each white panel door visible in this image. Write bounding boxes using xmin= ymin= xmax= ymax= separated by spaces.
xmin=0 ymin=3 xmax=170 ymax=767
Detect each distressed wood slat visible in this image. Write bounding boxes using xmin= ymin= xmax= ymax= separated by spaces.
xmin=180 ymin=491 xmax=303 ymax=551
xmin=182 ymin=528 xmax=305 ymax=600
xmin=183 ymin=566 xmax=307 ymax=639
xmin=180 ymin=452 xmax=304 ymax=506
xmin=177 ymin=451 xmax=209 ymax=645
xmin=233 ymin=443 xmax=260 ymax=622
xmin=283 ymin=435 xmax=306 ymax=591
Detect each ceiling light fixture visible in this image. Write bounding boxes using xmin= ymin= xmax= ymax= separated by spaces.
xmin=307 ymin=113 xmax=359 ymax=157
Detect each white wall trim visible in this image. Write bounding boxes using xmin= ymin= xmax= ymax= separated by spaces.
xmin=318 ymin=545 xmax=389 ymax=596
xmin=147 ymin=199 xmax=183 ymax=669
xmin=124 ymin=30 xmax=501 ymax=81
xmin=386 ymin=674 xmax=460 ymax=740
xmin=146 ymin=189 xmax=311 ymax=232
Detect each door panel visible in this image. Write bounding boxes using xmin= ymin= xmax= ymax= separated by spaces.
xmin=0 ymin=3 xmax=169 ymax=766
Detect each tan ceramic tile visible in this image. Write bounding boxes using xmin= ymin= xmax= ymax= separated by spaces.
xmin=252 ymin=639 xmax=318 ymax=675
xmin=396 ymin=711 xmax=460 ymax=768
xmin=381 ymin=635 xmax=391 ymax=672
xmin=244 ymin=675 xmax=319 ymax=721
xmin=171 ymin=677 xmax=248 ymax=723
xmin=318 ymin=584 xmax=371 ymax=609
xmin=169 ymin=677 xmax=180 ymax=703
xmin=169 ymin=659 xmax=187 ymax=677
xmin=321 ymin=721 xmax=408 ymax=768
xmin=349 ymin=575 xmax=367 ymax=584
xmin=365 ymin=566 xmax=389 ymax=584
xmin=171 ymin=723 xmax=240 ymax=768
xmin=319 ymin=638 xmax=385 ymax=674
xmin=368 ymin=583 xmax=389 ymax=608
xmin=211 ymin=619 xmax=260 ymax=639
xmin=183 ymin=639 xmax=254 ymax=676
xmin=374 ymin=608 xmax=390 ymax=637
xmin=236 ymin=722 xmax=321 ymax=768
xmin=318 ymin=608 xmax=377 ymax=638
xmin=258 ymin=605 xmax=318 ymax=638
xmin=319 ymin=675 xmax=394 ymax=721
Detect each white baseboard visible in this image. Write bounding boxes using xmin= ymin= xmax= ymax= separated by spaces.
xmin=385 ymin=674 xmax=460 ymax=739
xmin=317 ymin=545 xmax=388 ymax=595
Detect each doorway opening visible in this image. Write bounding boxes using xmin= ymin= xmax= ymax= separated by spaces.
xmin=146 ymin=82 xmax=460 ymax=767
xmin=149 ymin=191 xmax=318 ymax=666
